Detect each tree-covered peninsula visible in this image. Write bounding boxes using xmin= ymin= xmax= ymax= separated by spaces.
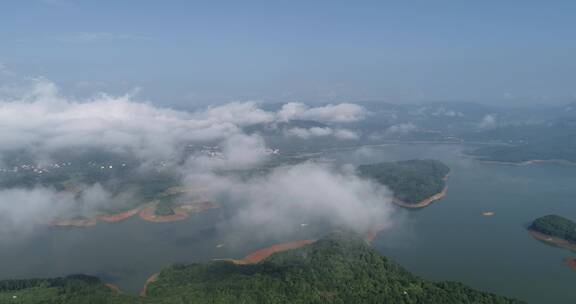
xmin=0 ymin=274 xmax=131 ymax=304
xmin=0 ymin=232 xmax=523 ymax=304
xmin=357 ymin=159 xmax=450 ymax=207
xmin=145 ymin=231 xmax=522 ymax=304
xmin=529 ymin=215 xmax=576 ymax=244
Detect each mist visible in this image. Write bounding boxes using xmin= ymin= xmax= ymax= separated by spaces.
xmin=0 ymin=78 xmax=399 ymax=242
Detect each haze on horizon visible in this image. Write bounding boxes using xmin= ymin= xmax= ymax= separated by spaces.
xmin=1 ymin=1 xmax=576 ymax=106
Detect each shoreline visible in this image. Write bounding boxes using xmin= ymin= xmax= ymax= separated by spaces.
xmin=564 ymin=257 xmax=576 ymax=271
xmin=392 ymin=173 xmax=450 ymax=209
xmin=479 ymin=159 xmax=576 ymax=167
xmin=365 ymin=223 xmax=388 ymax=243
xmin=48 ymin=201 xmax=220 ymax=227
xmin=97 ymin=208 xmax=141 ymax=223
xmin=139 ymin=201 xmax=219 ymax=223
xmin=138 ymin=205 xmax=188 ymax=223
xmin=104 ymin=283 xmax=121 ymax=295
xmin=528 ymin=229 xmax=576 ymax=252
xmin=228 ymin=239 xmax=316 ymax=265
xmin=139 ymin=273 xmax=159 ymax=297
xmin=393 ymin=186 xmax=448 ymax=209
xmin=49 ymin=207 xmax=142 ymax=228
xmin=48 ymin=218 xmax=98 ymax=228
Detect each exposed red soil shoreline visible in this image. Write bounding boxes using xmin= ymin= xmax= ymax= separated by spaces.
xmin=365 ymin=223 xmax=389 ymax=243
xmin=528 ymin=229 xmax=576 ymax=252
xmin=229 ymin=240 xmax=316 ymax=265
xmin=104 ymin=283 xmax=121 ymax=295
xmin=48 ymin=218 xmax=98 ymax=227
xmin=139 ymin=201 xmax=219 ymax=223
xmin=138 ymin=205 xmax=188 ymax=223
xmin=139 ymin=234 xmax=390 ymax=294
xmin=48 ymin=208 xmax=141 ymax=228
xmin=49 ymin=201 xmax=220 ymax=227
xmin=139 ymin=273 xmax=159 ymax=297
xmin=98 ymin=208 xmax=141 ymax=223
xmin=393 ymin=186 xmax=448 ymax=209
xmin=392 ymin=174 xmax=450 ymax=209
xmin=564 ymin=257 xmax=576 ymax=271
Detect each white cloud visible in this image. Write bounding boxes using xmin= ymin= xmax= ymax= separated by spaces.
xmin=285 ymin=127 xmax=358 ymax=140
xmin=334 ymin=129 xmax=359 ymax=140
xmin=0 ymin=184 xmax=134 ymax=240
xmin=385 ymin=123 xmax=417 ymax=135
xmin=479 ymin=114 xmax=497 ymax=129
xmin=185 ymin=133 xmax=269 ymax=171
xmin=0 ymin=78 xmax=382 ymax=240
xmin=0 ymin=80 xmax=272 ymax=162
xmin=278 ymin=102 xmax=366 ymax=123
xmin=185 ymin=162 xmax=397 ymax=236
xmin=0 ymin=80 xmax=369 ymax=163
xmin=200 ymin=102 xmax=275 ymax=126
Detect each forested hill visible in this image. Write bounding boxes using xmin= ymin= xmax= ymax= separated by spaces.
xmin=530 ymin=215 xmax=576 ymax=243
xmin=145 ymin=231 xmax=523 ymax=304
xmin=0 ymin=232 xmax=523 ymax=303
xmin=0 ymin=274 xmax=132 ymax=304
xmin=357 ymin=159 xmax=450 ymax=205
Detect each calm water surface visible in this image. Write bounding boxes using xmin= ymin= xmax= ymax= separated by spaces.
xmin=1 ymin=144 xmax=574 ymax=303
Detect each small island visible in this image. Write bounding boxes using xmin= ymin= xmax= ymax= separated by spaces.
xmin=528 ymin=215 xmax=576 ymax=252
xmin=48 ymin=186 xmax=219 ymax=227
xmin=139 ymin=200 xmax=219 ymax=223
xmin=357 ymin=159 xmax=450 ymax=208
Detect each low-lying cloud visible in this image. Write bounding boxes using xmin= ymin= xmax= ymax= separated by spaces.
xmin=185 ymin=162 xmax=396 ymax=238
xmin=0 ymin=78 xmax=397 ymax=242
xmin=278 ymin=102 xmax=366 ymax=123
xmin=285 ymin=127 xmax=359 ymax=140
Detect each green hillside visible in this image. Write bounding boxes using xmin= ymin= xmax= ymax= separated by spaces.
xmin=357 ymin=159 xmax=450 ymax=205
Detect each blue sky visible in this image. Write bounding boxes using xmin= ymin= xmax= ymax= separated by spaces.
xmin=1 ymin=0 xmax=575 ymax=106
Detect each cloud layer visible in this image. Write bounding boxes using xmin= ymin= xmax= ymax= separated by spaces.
xmin=0 ymin=79 xmax=396 ymax=241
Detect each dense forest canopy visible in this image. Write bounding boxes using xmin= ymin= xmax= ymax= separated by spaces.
xmin=530 ymin=215 xmax=576 ymax=243
xmin=145 ymin=231 xmax=522 ymax=304
xmin=357 ymin=159 xmax=450 ymax=204
xmin=0 ymin=232 xmax=523 ymax=304
xmin=0 ymin=274 xmax=132 ymax=304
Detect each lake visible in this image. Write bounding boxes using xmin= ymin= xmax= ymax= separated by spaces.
xmin=1 ymin=143 xmax=574 ymax=303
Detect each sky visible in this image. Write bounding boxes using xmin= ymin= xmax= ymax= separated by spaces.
xmin=1 ymin=0 xmax=576 ymax=106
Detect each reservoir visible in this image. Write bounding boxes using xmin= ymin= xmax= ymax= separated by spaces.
xmin=1 ymin=144 xmax=574 ymax=303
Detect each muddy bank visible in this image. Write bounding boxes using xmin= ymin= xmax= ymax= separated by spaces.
xmin=139 ymin=273 xmax=159 ymax=297
xmin=49 ymin=218 xmax=98 ymax=227
xmin=139 ymin=201 xmax=219 ymax=223
xmin=97 ymin=208 xmax=141 ymax=223
xmin=564 ymin=257 xmax=576 ymax=271
xmin=105 ymin=283 xmax=121 ymax=295
xmin=49 ymin=208 xmax=141 ymax=228
xmin=365 ymin=223 xmax=389 ymax=243
xmin=392 ymin=174 xmax=449 ymax=209
xmin=48 ymin=200 xmax=219 ymax=227
xmin=393 ymin=186 xmax=448 ymax=209
xmin=528 ymin=229 xmax=576 ymax=252
xmin=228 ymin=240 xmax=316 ymax=265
